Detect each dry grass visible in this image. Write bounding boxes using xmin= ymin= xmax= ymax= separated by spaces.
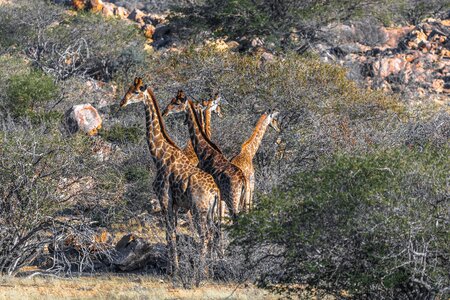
xmin=0 ymin=275 xmax=281 ymax=300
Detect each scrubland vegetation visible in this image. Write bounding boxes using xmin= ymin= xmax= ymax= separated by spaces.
xmin=0 ymin=0 xmax=448 ymax=299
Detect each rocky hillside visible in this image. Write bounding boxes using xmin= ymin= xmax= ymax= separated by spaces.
xmin=62 ymin=0 xmax=449 ymax=107
xmin=319 ymin=19 xmax=450 ymax=105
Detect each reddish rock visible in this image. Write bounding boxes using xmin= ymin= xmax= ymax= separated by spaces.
xmin=65 ymin=104 xmax=102 ymax=136
xmin=89 ymin=0 xmax=103 ymax=13
xmin=72 ymin=0 xmax=85 ymax=10
xmin=382 ymin=26 xmax=414 ymax=48
xmin=142 ymin=24 xmax=155 ymax=39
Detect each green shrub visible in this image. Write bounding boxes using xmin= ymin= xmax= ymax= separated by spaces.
xmin=6 ymin=70 xmax=58 ymax=116
xmin=172 ymin=0 xmax=450 ymax=48
xmin=125 ymin=165 xmax=150 ymax=183
xmin=99 ymin=124 xmax=143 ymax=144
xmin=231 ymin=145 xmax=449 ymax=298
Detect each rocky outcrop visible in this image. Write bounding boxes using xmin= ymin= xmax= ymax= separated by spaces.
xmin=113 ymin=234 xmax=167 ymax=272
xmin=69 ymin=0 xmax=163 ymax=46
xmin=319 ymin=18 xmax=450 ymax=101
xmin=65 ymin=103 xmax=102 ymax=136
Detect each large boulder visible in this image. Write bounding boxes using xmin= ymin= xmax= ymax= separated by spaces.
xmin=65 ymin=104 xmax=102 ymax=136
xmin=113 ymin=234 xmax=167 ymax=272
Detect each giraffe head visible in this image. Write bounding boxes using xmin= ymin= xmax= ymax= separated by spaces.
xmin=161 ymin=90 xmax=188 ymax=117
xmin=162 ymin=90 xmax=226 ymax=117
xmin=266 ymin=109 xmax=281 ymax=132
xmin=200 ymin=93 xmax=226 ymax=118
xmin=120 ymin=77 xmax=148 ymax=108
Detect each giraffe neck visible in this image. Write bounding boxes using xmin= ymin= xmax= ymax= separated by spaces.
xmin=240 ymin=114 xmax=271 ymax=159
xmin=143 ymin=88 xmax=181 ymax=160
xmin=203 ymin=107 xmax=212 ymax=139
xmin=186 ymin=100 xmax=222 ymax=156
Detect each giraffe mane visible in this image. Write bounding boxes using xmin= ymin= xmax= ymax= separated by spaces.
xmin=187 ymin=99 xmax=223 ymax=155
xmin=147 ymin=88 xmax=182 ymax=151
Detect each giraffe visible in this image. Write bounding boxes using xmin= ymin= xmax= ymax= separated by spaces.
xmin=164 ymin=90 xmax=247 ymax=220
xmin=162 ymin=91 xmax=224 ymax=165
xmin=231 ymin=110 xmax=280 ymax=211
xmin=119 ymin=77 xmax=221 ymax=282
xmin=199 ymin=92 xmax=224 ymax=139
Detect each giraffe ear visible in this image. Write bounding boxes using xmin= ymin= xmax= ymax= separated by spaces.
xmin=140 ymin=84 xmax=147 ymax=91
xmin=134 ymin=77 xmax=139 ymax=85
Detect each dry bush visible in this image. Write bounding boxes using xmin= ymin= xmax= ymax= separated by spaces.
xmin=0 ymin=121 xmax=125 ymax=275
xmin=0 ymin=0 xmax=147 ymax=81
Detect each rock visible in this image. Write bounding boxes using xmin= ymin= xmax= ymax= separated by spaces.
xmin=410 ymin=29 xmax=429 ymax=47
xmin=251 ymin=37 xmax=264 ymax=48
xmin=205 ymin=39 xmax=232 ymax=51
xmin=144 ymin=13 xmax=167 ymax=25
xmin=441 ymin=48 xmax=450 ymax=58
xmin=373 ymin=57 xmax=406 ymax=78
xmin=114 ymin=234 xmax=167 ymax=272
xmin=261 ymin=52 xmax=275 ymax=63
xmin=114 ymin=6 xmax=129 ymax=19
xmin=432 ymin=79 xmax=445 ymax=93
xmin=101 ymin=2 xmax=116 ymax=17
xmin=72 ymin=0 xmax=85 ymax=10
xmin=142 ymin=24 xmax=156 ymax=39
xmin=144 ymin=44 xmax=154 ymax=54
xmin=128 ymin=8 xmax=146 ymax=25
xmin=89 ymin=0 xmax=103 ymax=13
xmin=226 ymin=40 xmax=240 ymax=50
xmin=65 ymin=104 xmax=102 ymax=136
xmin=382 ymin=26 xmax=414 ymax=48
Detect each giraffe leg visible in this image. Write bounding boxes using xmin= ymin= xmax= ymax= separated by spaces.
xmin=165 ymin=194 xmax=179 ymax=278
xmin=212 ymin=193 xmax=224 ymax=259
xmin=195 ymin=211 xmax=209 ymax=287
xmin=249 ymin=174 xmax=255 ymax=211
